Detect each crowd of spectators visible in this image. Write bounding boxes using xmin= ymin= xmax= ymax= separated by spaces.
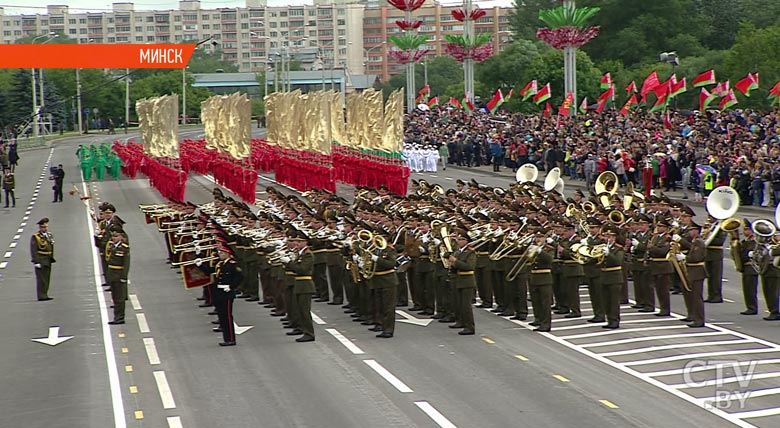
xmin=404 ymin=107 xmax=780 ymax=208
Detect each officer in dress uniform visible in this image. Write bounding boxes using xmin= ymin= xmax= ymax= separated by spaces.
xmin=761 ymin=234 xmax=780 ymax=321
xmin=107 ymin=226 xmax=131 ymax=325
xmin=309 ymin=216 xmax=330 ymax=302
xmin=368 ymin=232 xmax=398 ymax=338
xmin=600 ymin=225 xmax=625 ymax=329
xmin=647 ymin=218 xmax=673 ymax=316
xmin=704 ymin=214 xmax=726 ymax=303
xmin=283 ymin=232 xmax=316 ymax=342
xmin=325 ymin=215 xmax=346 ymax=306
xmin=558 ymin=220 xmax=583 ymax=318
xmin=582 ymin=218 xmax=606 ymax=323
xmin=529 ymin=228 xmax=554 ymax=332
xmin=737 ymin=219 xmax=760 ymax=315
xmin=630 ymin=215 xmax=653 ymax=312
xmin=198 ymin=245 xmax=244 ymax=346
xmin=681 ymin=223 xmax=706 ymax=327
xmin=448 ymin=230 xmax=477 ymax=335
xmin=30 ymin=218 xmax=55 ymax=301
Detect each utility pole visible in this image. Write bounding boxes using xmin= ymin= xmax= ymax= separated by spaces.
xmin=31 ymin=69 xmax=38 ymax=138
xmin=125 ymin=68 xmax=130 ymax=132
xmin=76 ymin=68 xmax=83 ymax=134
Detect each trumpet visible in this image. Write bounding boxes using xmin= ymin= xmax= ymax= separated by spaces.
xmin=171 ymin=255 xmax=219 ymax=267
xmin=175 ymin=243 xmax=220 ymax=254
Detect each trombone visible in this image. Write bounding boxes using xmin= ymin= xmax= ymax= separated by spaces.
xmin=505 ymin=236 xmax=539 ymax=281
xmin=171 ymin=255 xmax=219 ymax=267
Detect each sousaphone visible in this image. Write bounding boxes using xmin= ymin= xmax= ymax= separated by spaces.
xmin=516 ymin=163 xmax=539 ymax=184
xmin=544 ymin=167 xmax=561 ymax=192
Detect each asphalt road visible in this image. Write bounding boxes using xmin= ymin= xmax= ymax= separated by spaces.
xmin=1 ymin=128 xmax=779 ymax=428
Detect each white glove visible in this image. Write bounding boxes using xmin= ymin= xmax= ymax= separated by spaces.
xmin=358 ymin=260 xmax=365 ymax=269
xmin=195 ymin=248 xmax=202 ymax=256
xmin=418 ymin=246 xmax=426 ymax=253
xmin=546 ymin=237 xmax=554 ymax=244
xmin=352 ymin=254 xmax=360 ymax=262
xmin=631 ymin=238 xmax=639 ymax=247
xmin=580 ymin=238 xmax=589 ymax=246
xmin=120 ymin=279 xmax=127 ymax=283
xmin=602 ymin=246 xmax=610 ymax=256
xmin=218 ymin=284 xmax=230 ymax=292
xmin=33 ymin=263 xmax=42 ymax=269
xmin=195 ymin=259 xmax=203 ymax=267
xmin=675 ymin=253 xmax=686 ymax=262
xmin=280 ymin=256 xmax=291 ymax=264
xmin=433 ymin=238 xmax=441 ymax=246
xmin=421 ymin=236 xmax=429 ymax=244
xmin=371 ymin=255 xmax=379 ymax=262
xmin=344 ymin=238 xmax=353 ymax=246
xmin=672 ymin=234 xmax=681 ymax=242
xmin=748 ymin=251 xmax=754 ymax=258
xmin=328 ymin=235 xmax=338 ymax=241
xmin=536 ymin=246 xmax=543 ymax=255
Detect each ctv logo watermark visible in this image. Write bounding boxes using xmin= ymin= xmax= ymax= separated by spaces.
xmin=682 ymin=360 xmax=758 ymax=410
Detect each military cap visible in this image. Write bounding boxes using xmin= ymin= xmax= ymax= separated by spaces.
xmin=574 ymin=189 xmax=585 ymax=198
xmin=688 ymin=222 xmax=702 ymax=232
xmin=602 ymin=225 xmax=618 ymax=235
xmin=102 ymin=204 xmax=116 ymax=213
xmin=636 ymin=214 xmax=651 ymax=223
xmin=743 ymin=218 xmax=752 ymax=228
xmin=655 ymin=218 xmax=671 ymax=227
xmin=108 ymin=224 xmax=125 ymax=234
xmin=37 ymin=217 xmax=50 ymax=226
xmin=217 ymin=245 xmax=235 ymax=256
xmin=456 ymin=179 xmax=466 ymax=186
xmin=681 ymin=205 xmax=696 ymax=217
xmin=536 ymin=227 xmax=550 ymax=235
xmin=469 ymin=178 xmax=479 ymax=187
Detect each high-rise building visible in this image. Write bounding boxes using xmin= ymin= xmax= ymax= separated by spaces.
xmin=0 ymin=1 xmax=513 ymax=82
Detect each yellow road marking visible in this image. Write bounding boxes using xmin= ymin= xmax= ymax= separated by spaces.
xmin=599 ymin=400 xmax=619 ymax=409
xmin=134 ymin=411 xmax=144 ymax=419
xmin=515 ymin=355 xmax=529 ymax=361
xmin=482 ymin=337 xmax=495 ymax=344
xmin=129 ymin=386 xmax=138 ymax=394
xmin=118 ymin=333 xmax=125 ymax=338
xmin=125 ymin=365 xmax=133 ymax=372
xmin=553 ymin=375 xmax=570 ymax=383
xmin=121 ymin=347 xmax=128 ymax=353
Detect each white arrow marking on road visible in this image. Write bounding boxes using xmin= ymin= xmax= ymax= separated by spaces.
xmin=395 ymin=309 xmax=434 ymax=326
xmin=31 ymin=326 xmax=74 ymax=346
xmin=234 ymin=322 xmax=253 ymax=335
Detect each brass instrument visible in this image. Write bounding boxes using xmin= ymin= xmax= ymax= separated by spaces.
xmin=430 ymin=184 xmax=445 ymax=198
xmin=505 ymin=236 xmax=539 ymax=281
xmin=704 ymin=186 xmax=740 ymax=246
xmin=720 ymin=218 xmax=743 ymax=272
xmin=607 ymin=209 xmax=625 ymax=225
xmin=171 ymin=255 xmax=219 ymax=267
xmin=175 ymin=243 xmax=220 ymax=254
xmin=490 ymin=230 xmax=520 ymax=261
xmin=581 ymin=201 xmax=597 ymax=215
xmin=516 ymin=163 xmax=539 ymax=183
xmin=595 ymin=171 xmax=619 ymax=196
xmin=439 ymin=224 xmax=453 ymax=268
xmin=751 ymin=219 xmax=776 ymax=274
xmin=666 ymin=240 xmax=691 ymax=292
xmin=569 ymin=243 xmax=608 ymax=264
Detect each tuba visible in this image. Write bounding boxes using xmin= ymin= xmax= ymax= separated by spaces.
xmin=544 ymin=167 xmax=561 ymax=192
xmin=516 ymin=163 xmax=539 ymax=183
xmin=751 ymin=217 xmax=778 ymax=274
xmin=595 ymin=171 xmax=619 ymax=197
xmin=721 ymin=218 xmax=744 ymax=272
xmin=704 ymin=186 xmax=740 ymax=246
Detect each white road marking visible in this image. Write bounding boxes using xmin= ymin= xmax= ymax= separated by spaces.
xmin=645 ymin=359 xmax=780 ymax=377
xmin=728 ymin=407 xmax=780 ymax=419
xmin=13 ymin=234 xmax=20 ymax=240
xmin=695 ymin=386 xmax=780 ymax=403
xmin=622 ymin=348 xmax=780 ymax=367
xmin=166 ymin=416 xmax=184 ymax=428
xmin=81 ymin=180 xmax=126 ymax=428
xmin=136 ymin=313 xmax=150 ymax=333
xmin=21 ymin=216 xmax=28 ymax=220
xmin=311 ymin=312 xmax=326 ymax=325
xmin=670 ymin=371 xmax=780 ymax=389
xmin=0 ymin=262 xmax=6 ymax=269
xmin=723 ymin=298 xmax=735 ymax=303
xmin=559 ymin=325 xmax=688 ymax=340
xmin=143 ymin=338 xmax=161 ymax=365
xmin=325 ymin=328 xmax=365 ymax=355
xmin=129 ymin=294 xmax=142 ymax=311
xmin=153 ymin=371 xmax=177 ymax=409
xmin=414 ymin=401 xmax=458 ymax=428
xmin=9 ymin=243 xmax=16 ymax=248
xmin=444 ymin=177 xmax=453 ymax=180
xmin=364 ymin=360 xmax=413 ymax=393
xmin=553 ymin=316 xmax=678 ymax=331
xmin=581 ymin=331 xmax=728 ymax=348
xmin=16 ymin=228 xmax=23 ymax=233
xmin=20 ymin=222 xmax=27 ymax=227
xmin=3 ymin=251 xmax=12 ymax=258
xmin=599 ymin=339 xmax=753 ymax=357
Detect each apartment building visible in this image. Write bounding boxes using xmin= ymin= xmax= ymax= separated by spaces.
xmin=0 ymin=0 xmax=513 ymax=82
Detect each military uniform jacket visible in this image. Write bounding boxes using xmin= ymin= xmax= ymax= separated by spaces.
xmin=309 ymin=237 xmax=328 ymax=265
xmin=106 ymin=242 xmax=130 ymax=281
xmin=287 ymin=248 xmax=316 ymax=294
xmin=647 ymin=233 xmax=673 ymax=275
xmin=631 ymin=231 xmax=649 ymax=271
xmin=216 ymin=258 xmax=244 ymax=296
xmin=451 ymin=247 xmax=477 ymax=289
xmin=529 ymin=248 xmax=554 ymax=286
xmin=414 ymin=233 xmax=436 ymax=273
xmin=30 ymin=232 xmax=55 ymax=266
xmin=559 ymin=236 xmax=584 ymax=278
xmin=685 ymin=238 xmax=707 ymax=282
xmin=369 ymin=246 xmax=399 ymax=289
xmin=600 ymin=246 xmax=625 ymax=285
xmin=765 ymin=244 xmax=780 ymax=278
xmin=583 ymin=236 xmax=604 ymax=277
xmin=705 ymin=228 xmax=726 ymax=261
xmin=738 ymin=239 xmax=759 ymax=276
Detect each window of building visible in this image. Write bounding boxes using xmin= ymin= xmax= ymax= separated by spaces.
xmin=146 ymin=16 xmax=154 ymax=22
xmin=3 ymin=31 xmax=10 ymax=37
xmin=2 ymin=21 xmax=8 ymax=26
xmin=147 ymin=35 xmax=155 ymax=41
xmin=290 ymin=9 xmax=304 ymax=16
xmin=338 ymin=29 xmax=346 ymax=36
xmin=270 ymin=31 xmax=277 ymax=37
xmin=318 ymin=8 xmax=332 ymax=16
xmin=202 ymin=24 xmax=210 ymax=29
xmin=476 ymin=17 xmax=494 ymax=24
xmin=202 ymin=14 xmax=209 ymax=20
xmin=222 ymin=12 xmax=236 ymax=20
xmin=80 ymin=28 xmax=87 ymax=34
xmin=309 ymin=10 xmax=317 ymax=16
xmin=242 ymin=52 xmax=250 ymax=58
xmin=337 ymin=19 xmax=345 ymax=26
xmin=14 ymin=30 xmax=21 ymax=36
xmin=213 ymin=14 xmax=220 ymax=19
xmin=40 ymin=19 xmax=49 ymax=25
xmin=249 ymin=10 xmax=264 ymax=18
xmin=224 ymin=23 xmax=236 ymax=30
xmin=174 ymin=15 xmax=181 ymax=22
xmin=241 ymin=13 xmax=248 ymax=19
xmin=174 ymin=35 xmax=182 ymax=42
xmin=136 ymin=36 xmax=143 ymax=41
xmin=117 ymin=26 xmax=130 ymax=32
xmin=224 ymin=32 xmax=237 ymax=40
xmin=69 ymin=29 xmax=77 ymax=35
xmin=250 ymin=21 xmax=263 ymax=28
xmin=309 ymin=30 xmax=317 ymax=37
xmin=79 ymin=18 xmax=87 ymax=24
xmin=269 ymin=22 xmax=277 ymax=28
xmin=174 ymin=25 xmax=181 ymax=31
xmin=213 ymin=24 xmax=220 ymax=30
xmin=364 ymin=37 xmax=382 ymax=44
xmin=280 ymin=22 xmax=288 ymax=28
xmin=147 ymin=26 xmax=154 ymax=31
xmin=241 ymin=23 xmax=249 ymax=29
xmin=69 ymin=19 xmax=77 ymax=24
xmin=183 ymin=24 xmax=197 ymax=31
xmin=108 ymin=37 xmax=115 ymax=42
xmin=135 ymin=26 xmax=142 ymax=31
xmin=108 ymin=27 xmax=114 ymax=33
xmin=183 ymin=14 xmax=197 ymax=21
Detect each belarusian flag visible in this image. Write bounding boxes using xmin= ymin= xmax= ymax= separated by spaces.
xmin=735 ymin=73 xmax=759 ymax=97
xmin=463 ymin=98 xmax=475 ymax=112
xmin=768 ymin=81 xmax=780 ymax=104
xmin=448 ymin=97 xmax=463 ymax=109
xmin=595 ymin=97 xmax=608 ymax=113
xmin=415 ymin=94 xmax=425 ymax=104
xmin=418 ymin=85 xmax=430 ymax=97
xmin=579 ymin=97 xmax=588 ymax=114
xmin=699 ymin=88 xmax=717 ymax=111
xmin=640 ymin=71 xmax=661 ymax=100
xmin=653 ymin=79 xmax=672 ymax=99
xmin=649 ymin=89 xmax=670 ymax=113
xmin=670 ymin=78 xmax=687 ymax=97
xmin=600 ymin=73 xmax=612 ymax=90
xmin=692 ymin=70 xmax=716 ymax=87
xmin=620 ymin=94 xmax=638 ymax=116
xmin=520 ymin=80 xmax=538 ymax=101
xmin=558 ymin=92 xmax=574 ymax=117
xmin=664 ymin=110 xmax=673 ymax=129
xmin=598 ymin=85 xmax=615 ymax=102
xmin=751 ymin=72 xmax=760 ymax=87
xmin=505 ymin=88 xmax=514 ymax=102
xmin=625 ymin=81 xmax=637 ymax=94
xmin=486 ymin=89 xmax=505 ymax=114
xmin=427 ymin=96 xmax=439 ymax=107
xmin=543 ymin=102 xmax=552 ymax=118
xmin=719 ymin=89 xmax=738 ymax=110
xmin=533 ymin=83 xmax=551 ymax=104
xmin=713 ymin=81 xmax=730 ymax=97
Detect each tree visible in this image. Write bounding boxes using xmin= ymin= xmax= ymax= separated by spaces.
xmin=509 ymin=0 xmax=560 ymax=40
xmin=723 ymin=23 xmax=780 ymax=108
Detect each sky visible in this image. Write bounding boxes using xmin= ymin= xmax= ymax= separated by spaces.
xmin=0 ymin=0 xmax=516 ymax=14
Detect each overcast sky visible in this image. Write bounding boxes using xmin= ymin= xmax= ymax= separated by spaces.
xmin=0 ymin=0 xmax=515 ymax=14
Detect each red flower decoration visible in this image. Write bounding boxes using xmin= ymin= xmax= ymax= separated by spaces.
xmin=451 ymin=8 xmax=486 ymax=22
xmin=470 ymin=8 xmax=487 ymax=21
xmin=395 ymin=20 xmax=422 ymax=30
xmin=443 ymin=42 xmax=493 ymax=63
xmin=536 ymin=26 xmax=600 ymax=49
xmin=451 ymin=9 xmax=466 ymax=22
xmin=387 ymin=0 xmax=425 ymax=12
xmin=388 ymin=48 xmax=430 ymax=65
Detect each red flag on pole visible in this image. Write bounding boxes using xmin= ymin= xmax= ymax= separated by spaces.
xmin=640 ymin=71 xmax=661 ymax=100
xmin=558 ymin=92 xmax=574 ymax=117
xmin=625 ymin=81 xmax=637 ymax=94
xmin=543 ymin=102 xmax=552 ymax=118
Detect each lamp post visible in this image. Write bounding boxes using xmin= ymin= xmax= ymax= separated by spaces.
xmin=182 ymin=67 xmax=187 ymax=125
xmin=362 ymin=41 xmax=386 ymax=77
xmin=422 ymin=60 xmax=428 ymax=90
xmin=125 ymin=68 xmax=130 ymax=132
xmin=30 ymin=32 xmax=56 ymax=138
xmin=76 ymin=38 xmax=95 ymax=134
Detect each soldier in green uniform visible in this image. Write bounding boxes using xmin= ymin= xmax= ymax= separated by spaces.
xmin=599 ymin=226 xmax=625 ymax=329
xmin=284 ymin=232 xmax=316 ymax=342
xmin=413 ymin=220 xmax=436 ymax=315
xmin=630 ymin=215 xmax=653 ymax=312
xmin=447 ymin=230 xmax=477 ymax=335
xmin=473 ymin=215 xmax=494 ymax=309
xmin=368 ymin=234 xmax=398 ymax=338
xmin=761 ymin=234 xmax=780 ymax=321
xmin=528 ymin=228 xmax=554 ymax=332
xmin=703 ymin=214 xmax=726 ymax=303
xmin=107 ymin=226 xmax=131 ymax=325
xmin=681 ymin=223 xmax=706 ymax=327
xmin=647 ymin=218 xmax=673 ymax=316
xmin=737 ymin=220 xmax=759 ymax=315
xmin=558 ymin=221 xmax=584 ymax=318
xmin=30 ymin=218 xmax=55 ymax=301
xmin=309 ymin=216 xmax=330 ymax=302
xmin=238 ymin=215 xmax=260 ymax=301
xmin=582 ymin=218 xmax=605 ymax=323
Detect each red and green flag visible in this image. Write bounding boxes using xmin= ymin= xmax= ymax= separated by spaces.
xmin=648 ymin=89 xmax=670 ymax=113
xmin=543 ymin=102 xmax=552 ymax=118
xmin=699 ymin=88 xmax=717 ymax=111
xmin=653 ymin=79 xmax=672 ymax=99
xmin=598 ymin=85 xmax=615 ymax=103
xmin=640 ymin=71 xmax=661 ymax=101
xmin=533 ymin=83 xmax=551 ymax=104
xmin=735 ymin=73 xmax=759 ymax=97
xmin=625 ymin=81 xmax=637 ymax=94
xmin=486 ymin=89 xmax=505 ymax=114
xmin=768 ymin=81 xmax=780 ymax=105
xmin=558 ymin=91 xmax=574 ymax=117
xmin=670 ymin=78 xmax=687 ymax=98
xmin=619 ymin=94 xmax=638 ymax=116
xmin=418 ymin=85 xmax=430 ymax=97
xmin=504 ymin=88 xmax=514 ymax=102
xmin=713 ymin=81 xmax=730 ymax=97
xmin=664 ymin=110 xmax=673 ymax=129
xmin=579 ymin=97 xmax=588 ymax=114
xmin=427 ymin=96 xmax=439 ymax=108
xmin=520 ymin=80 xmax=538 ymax=101
xmin=463 ymin=97 xmax=475 ymax=112
xmin=448 ymin=97 xmax=463 ymax=110
xmin=415 ymin=93 xmax=425 ymax=104
xmin=600 ymin=73 xmax=612 ymax=90
xmin=719 ymin=89 xmax=738 ymax=110
xmin=692 ymin=69 xmax=716 ymax=88
xmin=595 ymin=97 xmax=608 ymax=113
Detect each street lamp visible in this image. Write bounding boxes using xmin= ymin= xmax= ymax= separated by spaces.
xmin=660 ymin=51 xmax=679 ymax=108
xmin=76 ymin=38 xmax=95 ymax=134
xmin=362 ymin=41 xmax=386 ymax=77
xmin=30 ymin=32 xmax=57 ymax=137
